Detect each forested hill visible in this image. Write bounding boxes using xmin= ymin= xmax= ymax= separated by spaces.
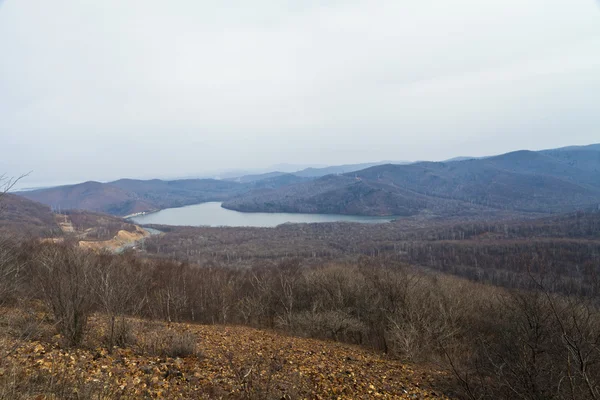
xmin=15 ymin=174 xmax=311 ymax=217
xmin=16 ymin=179 xmax=243 ymax=216
xmin=223 ymin=145 xmax=600 ymax=217
xmin=0 ymin=193 xmax=60 ymax=236
xmin=14 ymin=143 xmax=600 ymax=218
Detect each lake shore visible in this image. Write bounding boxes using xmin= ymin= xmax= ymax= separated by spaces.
xmin=131 ymin=202 xmax=396 ymax=228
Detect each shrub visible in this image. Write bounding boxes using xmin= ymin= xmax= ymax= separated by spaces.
xmin=168 ymin=331 xmax=197 ymax=358
xmin=5 ymin=310 xmax=47 ymax=342
xmin=140 ymin=326 xmax=199 ymax=359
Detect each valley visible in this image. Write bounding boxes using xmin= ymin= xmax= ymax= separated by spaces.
xmin=4 ymin=2 xmax=599 ymax=397
xmin=2 ymin=143 xmax=600 ymax=399
xmin=16 ymin=144 xmax=600 ymax=221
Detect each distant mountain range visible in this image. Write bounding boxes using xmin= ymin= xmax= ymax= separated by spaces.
xmin=226 ymin=161 xmax=410 ymax=183
xmin=14 ymin=144 xmax=600 ymax=218
xmin=223 ymin=144 xmax=600 ymax=217
xmin=18 ymin=179 xmax=244 ymax=216
xmin=291 ymin=161 xmax=410 ymax=178
xmin=15 ymin=174 xmax=312 ymax=217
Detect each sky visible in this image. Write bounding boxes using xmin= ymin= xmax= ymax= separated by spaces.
xmin=1 ymin=0 xmax=600 ymax=186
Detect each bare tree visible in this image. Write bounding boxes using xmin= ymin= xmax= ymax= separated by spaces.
xmin=0 ymin=236 xmax=20 ymax=309
xmin=91 ymin=252 xmax=148 ymax=349
xmin=0 ymin=172 xmax=29 ymax=201
xmin=0 ymin=173 xmax=29 ymax=308
xmin=33 ymin=243 xmax=96 ymax=346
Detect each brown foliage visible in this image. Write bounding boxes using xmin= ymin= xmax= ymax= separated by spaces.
xmin=1 ymin=209 xmax=600 ymax=398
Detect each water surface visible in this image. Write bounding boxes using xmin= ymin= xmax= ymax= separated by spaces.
xmin=131 ymin=202 xmax=394 ymax=227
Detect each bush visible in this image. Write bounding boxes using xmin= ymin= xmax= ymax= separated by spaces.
xmin=100 ymin=317 xmax=136 ymax=349
xmin=140 ymin=325 xmax=199 ymax=359
xmin=287 ymin=310 xmax=366 ymax=342
xmin=5 ymin=310 xmax=48 ymax=342
xmin=168 ymin=331 xmax=197 ymax=358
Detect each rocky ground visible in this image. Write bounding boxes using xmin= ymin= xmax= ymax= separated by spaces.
xmin=0 ymin=311 xmax=454 ymax=399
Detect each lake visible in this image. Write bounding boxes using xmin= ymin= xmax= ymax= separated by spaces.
xmin=130 ymin=202 xmax=395 ymax=227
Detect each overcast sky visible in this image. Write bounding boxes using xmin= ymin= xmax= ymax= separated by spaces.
xmin=1 ymin=0 xmax=600 ymax=186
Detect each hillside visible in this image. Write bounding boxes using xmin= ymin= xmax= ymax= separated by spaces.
xmin=109 ymin=178 xmax=248 ymax=212
xmin=223 ymin=145 xmax=600 ymax=216
xmin=14 ymin=143 xmax=600 ymax=218
xmin=143 ymin=211 xmax=600 ymax=290
xmin=0 ymin=194 xmax=60 ymax=237
xmin=16 ymin=176 xmax=317 ymax=217
xmin=0 ymin=193 xmax=153 ymax=252
xmin=0 ymin=311 xmax=452 ymax=399
xmin=3 ymin=210 xmax=600 ymax=399
xmin=16 ymin=181 xmax=154 ymax=216
xmin=17 ymin=178 xmax=248 ymax=216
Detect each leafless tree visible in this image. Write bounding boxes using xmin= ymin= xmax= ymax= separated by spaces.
xmin=0 ymin=236 xmax=20 ymax=309
xmin=0 ymin=173 xmax=29 ymax=309
xmin=90 ymin=253 xmax=148 ymax=349
xmin=33 ymin=243 xmax=96 ymax=346
xmin=0 ymin=172 xmax=29 ymax=203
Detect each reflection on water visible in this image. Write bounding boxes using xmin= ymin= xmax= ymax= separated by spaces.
xmin=131 ymin=202 xmax=395 ymax=228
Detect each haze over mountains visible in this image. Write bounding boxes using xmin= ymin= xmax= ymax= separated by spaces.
xmin=15 ymin=144 xmax=600 ymax=218
xmin=224 ymin=144 xmax=600 ymax=216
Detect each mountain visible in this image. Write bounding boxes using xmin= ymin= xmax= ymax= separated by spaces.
xmin=226 ymin=161 xmax=411 ymax=182
xmin=226 ymin=171 xmax=288 ymax=183
xmin=0 ymin=193 xmax=60 ymax=236
xmin=541 ymin=143 xmax=600 ymax=153
xmin=15 ymin=175 xmax=313 ymax=217
xmin=15 ymin=161 xmax=412 ymax=216
xmin=14 ymin=144 xmax=600 ymax=218
xmin=223 ymin=145 xmax=600 ymax=216
xmin=109 ymin=178 xmax=249 ymax=212
xmin=539 ymin=144 xmax=600 ymax=174
xmin=442 ymin=156 xmax=477 ymax=162
xmin=223 ymin=173 xmax=477 ymax=217
xmin=292 ymin=161 xmax=410 ymax=178
xmin=268 ymin=163 xmax=328 ymax=172
xmin=17 ymin=178 xmax=248 ymax=216
xmin=249 ymin=173 xmax=312 ymax=188
xmin=191 ymin=163 xmax=328 ymax=180
xmin=17 ymin=181 xmax=153 ymax=216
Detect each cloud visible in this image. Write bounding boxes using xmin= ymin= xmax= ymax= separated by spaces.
xmin=1 ymin=0 xmax=599 ymax=184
